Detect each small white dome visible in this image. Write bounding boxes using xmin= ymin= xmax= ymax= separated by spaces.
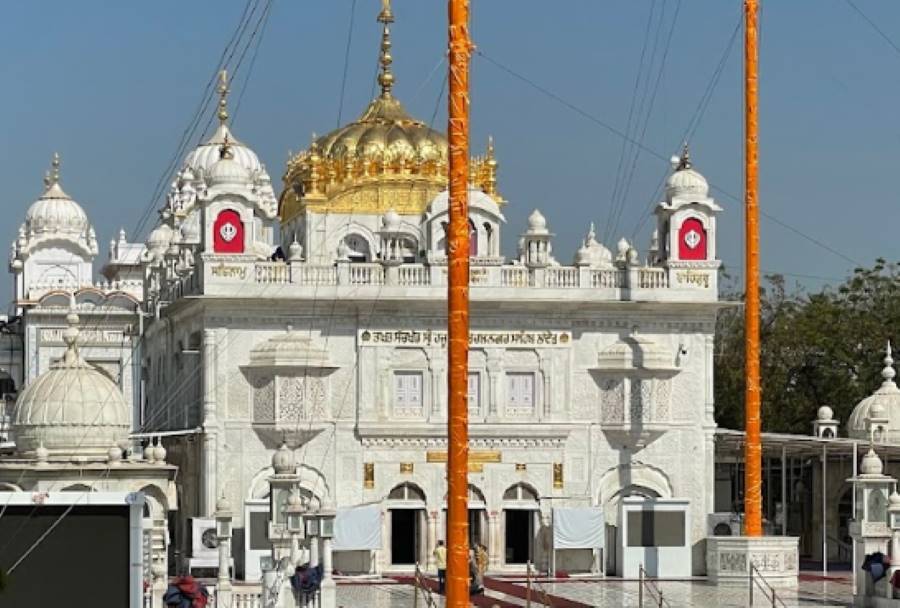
xmin=272 ymin=442 xmax=295 ymax=475
xmin=24 ymin=155 xmax=92 ymax=239
xmin=860 ymin=448 xmax=884 ymax=476
xmin=207 ymin=153 xmax=251 ymax=187
xmin=527 ymin=209 xmax=548 ymax=234
xmin=665 ymin=147 xmax=709 ymax=199
xmin=817 ymin=405 xmax=834 ymax=421
xmin=179 ymin=214 xmax=201 ymax=243
xmin=890 ymin=491 xmax=900 ymax=507
xmin=13 ymin=310 xmax=129 ymax=459
xmin=847 ymin=343 xmax=900 ymax=442
xmin=382 ymin=209 xmax=401 ymax=231
xmin=146 ymin=224 xmax=174 ymax=257
xmin=184 ymin=123 xmax=263 ymax=176
xmin=574 ymin=223 xmax=613 ymax=268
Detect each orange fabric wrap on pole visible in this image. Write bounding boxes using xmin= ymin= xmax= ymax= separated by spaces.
xmin=743 ymin=0 xmax=762 ymax=537
xmin=447 ymin=0 xmax=472 ymax=605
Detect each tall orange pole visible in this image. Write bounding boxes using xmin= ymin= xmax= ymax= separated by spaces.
xmin=743 ymin=0 xmax=762 ymax=537
xmin=446 ymin=0 xmax=472 ymax=605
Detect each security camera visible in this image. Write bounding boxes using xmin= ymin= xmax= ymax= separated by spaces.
xmin=679 ymin=344 xmax=688 ymax=356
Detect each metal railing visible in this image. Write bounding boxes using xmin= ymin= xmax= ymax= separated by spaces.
xmin=638 ymin=564 xmax=671 ymax=608
xmin=412 ymin=562 xmax=439 ymax=608
xmin=749 ymin=562 xmax=788 ymax=607
xmin=826 ymin=535 xmax=852 ymax=562
xmin=525 ymin=561 xmax=554 ymax=608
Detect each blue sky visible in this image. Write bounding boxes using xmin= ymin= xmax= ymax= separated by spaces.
xmin=2 ymin=0 xmax=898 ymax=308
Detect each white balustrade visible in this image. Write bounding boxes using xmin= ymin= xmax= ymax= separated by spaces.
xmin=546 ymin=266 xmax=579 ymax=288
xmin=255 ymin=263 xmax=291 ymax=284
xmin=398 ymin=264 xmax=430 ymax=286
xmin=348 ymin=263 xmax=384 ymax=285
xmin=293 ymin=265 xmax=337 ymax=286
xmin=500 ymin=266 xmax=531 ymax=287
xmin=591 ymin=269 xmax=622 ymax=288
xmin=638 ymin=268 xmax=668 ymax=289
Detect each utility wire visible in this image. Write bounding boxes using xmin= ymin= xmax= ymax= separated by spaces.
xmin=843 ymin=0 xmax=900 ymax=58
xmin=337 ymin=0 xmax=358 ymax=127
xmin=609 ymin=0 xmax=683 ymax=242
xmin=474 ymin=49 xmax=863 ymax=269
xmin=233 ymin=0 xmax=276 ymax=123
xmin=606 ymin=0 xmax=658 ymax=244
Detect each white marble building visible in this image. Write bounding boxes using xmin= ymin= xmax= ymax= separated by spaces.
xmin=1 ymin=7 xmax=729 ymax=581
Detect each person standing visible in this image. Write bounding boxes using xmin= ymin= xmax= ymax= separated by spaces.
xmin=433 ymin=540 xmax=447 ymax=593
xmin=476 ymin=543 xmax=488 ymax=582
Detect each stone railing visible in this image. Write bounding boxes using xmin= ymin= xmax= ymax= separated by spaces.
xmin=198 ymin=257 xmax=718 ymax=300
xmin=26 ymin=278 xmax=144 ymax=302
xmin=208 ymin=587 xmax=263 ymax=608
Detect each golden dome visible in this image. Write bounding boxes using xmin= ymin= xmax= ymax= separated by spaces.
xmin=318 ymin=96 xmax=448 ymax=165
xmin=279 ymin=1 xmax=502 ymax=223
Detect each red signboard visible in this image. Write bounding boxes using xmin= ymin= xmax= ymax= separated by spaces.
xmin=213 ymin=209 xmax=244 ymax=254
xmin=678 ymin=217 xmax=707 ymax=260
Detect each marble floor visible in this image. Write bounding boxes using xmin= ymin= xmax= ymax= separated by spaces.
xmin=331 ymin=574 xmax=855 ymax=607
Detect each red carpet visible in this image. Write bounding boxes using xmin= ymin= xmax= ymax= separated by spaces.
xmin=392 ymin=575 xmax=522 ymax=608
xmin=483 ymin=576 xmax=594 ymax=608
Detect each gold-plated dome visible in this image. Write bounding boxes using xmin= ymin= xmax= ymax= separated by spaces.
xmin=279 ymin=1 xmax=502 ymax=223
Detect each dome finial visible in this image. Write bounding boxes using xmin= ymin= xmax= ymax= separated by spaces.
xmin=676 ymin=143 xmax=691 ymax=171
xmin=376 ymin=0 xmax=396 ymax=98
xmin=219 ymin=134 xmax=234 ymax=161
xmin=883 ymin=341 xmax=896 ymax=385
xmin=63 ymin=294 xmax=80 ymax=365
xmin=217 ymin=69 xmax=230 ymax=125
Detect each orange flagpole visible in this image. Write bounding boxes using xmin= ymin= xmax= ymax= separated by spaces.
xmin=743 ymin=0 xmax=762 ymax=537
xmin=447 ymin=0 xmax=472 ymax=605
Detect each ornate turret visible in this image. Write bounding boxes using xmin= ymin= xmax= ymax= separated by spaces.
xmin=279 ymin=1 xmax=502 ymax=223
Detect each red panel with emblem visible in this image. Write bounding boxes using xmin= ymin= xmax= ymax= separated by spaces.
xmin=678 ymin=217 xmax=707 ymax=260
xmin=213 ymin=209 xmax=244 ymax=253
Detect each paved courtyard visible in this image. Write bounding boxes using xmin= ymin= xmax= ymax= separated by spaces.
xmin=330 ymin=574 xmax=854 ymax=607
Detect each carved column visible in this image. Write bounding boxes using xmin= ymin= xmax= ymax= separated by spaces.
xmin=320 ymin=536 xmax=336 ymax=608
xmin=426 ymin=510 xmax=438 ymax=569
xmin=201 ymin=328 xmax=218 ymax=515
xmin=539 ymin=351 xmax=552 ymax=419
xmin=486 ymin=350 xmax=503 ymax=419
xmin=488 ymin=511 xmax=501 ymax=569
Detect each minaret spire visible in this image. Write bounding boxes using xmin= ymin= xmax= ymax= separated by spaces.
xmin=377 ymin=0 xmax=396 ymax=98
xmin=217 ymin=69 xmax=230 ymax=125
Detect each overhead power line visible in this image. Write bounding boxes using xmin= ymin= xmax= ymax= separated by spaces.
xmin=473 ymin=49 xmax=863 ymax=269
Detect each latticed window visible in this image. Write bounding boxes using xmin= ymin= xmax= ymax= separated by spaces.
xmin=394 ymin=371 xmax=423 ymax=417
xmin=468 ymin=372 xmax=481 ymax=417
xmin=506 ymin=372 xmax=534 ymax=414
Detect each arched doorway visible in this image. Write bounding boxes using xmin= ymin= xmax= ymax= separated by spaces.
xmin=502 ymin=483 xmax=539 ymax=566
xmin=603 ymin=485 xmax=661 ymax=575
xmin=387 ymin=483 xmax=427 ymax=567
xmin=442 ymin=484 xmax=487 ymax=551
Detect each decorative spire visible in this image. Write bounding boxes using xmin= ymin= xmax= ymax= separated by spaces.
xmin=42 ymin=152 xmax=61 ymax=192
xmin=883 ymin=341 xmax=896 ymax=386
xmin=62 ymin=294 xmax=80 ymax=365
xmin=484 ymin=135 xmax=499 ymax=198
xmin=671 ymin=143 xmax=691 ymax=171
xmin=218 ymin=134 xmax=234 ymax=160
xmin=377 ymin=0 xmax=396 ymax=98
xmin=217 ymin=70 xmax=230 ymax=125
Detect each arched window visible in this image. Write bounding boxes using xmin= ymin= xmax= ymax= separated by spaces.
xmin=503 ymin=483 xmax=538 ymax=502
xmin=388 ymin=482 xmax=426 ymax=502
xmin=483 ymin=223 xmax=493 ymax=256
xmin=343 ymin=234 xmax=371 ymax=263
xmin=469 ymin=220 xmax=478 ymax=256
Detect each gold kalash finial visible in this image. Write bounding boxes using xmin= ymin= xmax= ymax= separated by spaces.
xmin=217 ymin=70 xmax=230 ymax=125
xmin=377 ymin=0 xmax=395 ymax=98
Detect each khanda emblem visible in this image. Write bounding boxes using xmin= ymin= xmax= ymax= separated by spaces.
xmin=684 ymin=229 xmax=701 ymax=249
xmin=220 ymin=221 xmax=238 ymax=242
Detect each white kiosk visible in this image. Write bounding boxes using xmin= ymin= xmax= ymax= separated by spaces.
xmin=618 ymin=497 xmax=691 ymax=578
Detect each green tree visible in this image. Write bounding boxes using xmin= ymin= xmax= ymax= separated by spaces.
xmin=715 ymin=259 xmax=900 ymax=434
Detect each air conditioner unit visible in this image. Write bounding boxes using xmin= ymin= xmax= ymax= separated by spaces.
xmin=708 ymin=512 xmax=741 ymax=537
